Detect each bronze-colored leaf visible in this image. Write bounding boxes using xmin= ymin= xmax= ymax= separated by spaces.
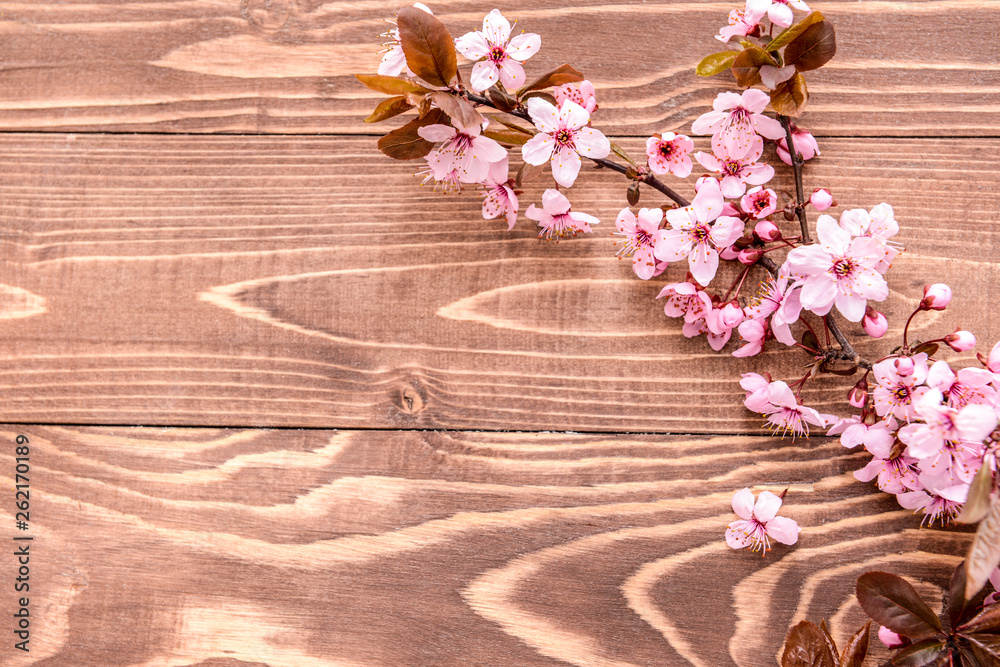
xmin=517 ymin=64 xmax=584 ymax=96
xmin=397 ymin=7 xmax=457 ymax=88
xmin=482 ymin=127 xmax=530 ymax=146
xmin=376 ymin=108 xmax=447 ymax=160
xmin=965 ymin=633 xmax=1000 ymax=660
xmin=354 ymin=73 xmax=432 ymax=96
xmin=890 ymin=639 xmax=950 ymax=667
xmin=520 ymin=91 xmax=558 ymax=107
xmin=856 ymin=571 xmax=943 ymax=640
xmin=515 ymin=160 xmax=546 ymax=188
xmin=627 ymin=181 xmax=641 ymax=206
xmin=489 ymin=86 xmax=518 ymax=113
xmin=784 ymin=20 xmax=837 ymax=72
xmin=429 ymin=91 xmax=483 ymax=129
xmin=766 ymin=10 xmax=826 ymax=52
xmin=609 ymin=139 xmax=638 ymax=167
xmin=819 ymin=619 xmax=840 ymax=660
xmin=966 ymin=495 xmax=1000 ymax=600
xmin=697 ymin=51 xmax=738 ymax=77
xmin=801 ymin=330 xmax=819 ymax=352
xmin=948 ymin=562 xmax=971 ymax=630
xmin=912 ymin=341 xmax=940 ymax=357
xmin=839 ymin=622 xmax=870 ymax=667
xmin=957 ymin=604 xmax=1000 ymax=634
xmin=364 ymin=95 xmax=415 ymax=123
xmin=769 ymin=72 xmax=809 ymax=117
xmin=732 ymin=46 xmax=777 ymax=87
xmin=781 ymin=621 xmax=837 ymax=667
xmin=492 ymin=116 xmax=535 ymax=134
xmin=958 ymin=464 xmax=995 ymax=524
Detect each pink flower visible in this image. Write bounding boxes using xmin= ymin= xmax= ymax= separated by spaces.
xmin=526 ymin=189 xmax=599 ymax=241
xmin=716 ymin=1 xmax=768 ymax=42
xmin=838 ymin=203 xmax=901 ymax=273
xmin=896 ymin=489 xmax=963 ymax=526
xmin=378 ymin=3 xmax=434 ymax=77
xmin=480 ymin=158 xmax=518 ymax=229
xmin=759 ymin=0 xmax=811 ymax=28
xmin=921 ymin=283 xmax=952 ymax=310
xmin=646 ymin=133 xmax=694 ymax=178
xmin=741 ymin=186 xmax=777 ymax=219
xmin=654 ymin=179 xmax=744 ymax=285
xmin=878 ymin=626 xmax=908 ymax=649
xmin=744 ymin=380 xmax=832 ymax=438
xmin=554 ymin=80 xmax=597 ymax=115
xmin=725 ymin=487 xmax=800 ymax=553
xmin=691 ymin=89 xmax=785 ymax=160
xmin=418 ymin=116 xmax=507 ymax=184
xmin=695 ymin=135 xmax=775 ymax=198
xmin=455 ymin=9 xmax=541 ymax=92
xmin=614 ymin=207 xmax=666 ymax=280
xmin=732 ymin=318 xmax=767 ymax=357
xmin=785 ymin=214 xmax=889 ymax=322
xmin=777 ymin=127 xmax=820 ymax=165
xmin=872 ymin=354 xmax=929 ymax=422
xmin=863 ymin=308 xmax=888 ymax=338
xmin=899 ymin=388 xmax=996 ymax=462
xmin=522 ymin=98 xmax=611 ymax=187
xmin=927 ymin=360 xmax=996 ymax=409
xmin=755 ymin=219 xmax=780 ymax=241
xmin=658 ymin=280 xmax=712 ymax=323
xmin=809 ymin=188 xmax=834 ymax=211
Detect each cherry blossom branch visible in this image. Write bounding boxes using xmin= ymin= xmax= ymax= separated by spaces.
xmin=464 ymin=92 xmax=690 ymax=207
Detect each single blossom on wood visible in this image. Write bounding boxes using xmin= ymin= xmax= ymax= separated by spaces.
xmin=522 ymin=98 xmax=610 ymax=187
xmin=725 ymin=487 xmax=801 ymax=553
xmin=455 ymin=9 xmax=541 ymax=92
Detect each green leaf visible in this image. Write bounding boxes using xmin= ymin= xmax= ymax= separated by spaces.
xmin=482 ymin=127 xmax=530 ymax=145
xmin=781 ymin=621 xmax=837 ymax=667
xmin=609 ymin=139 xmax=638 ymax=167
xmin=856 ymin=571 xmax=943 ymax=640
xmin=769 ymin=72 xmax=809 ymax=117
xmin=966 ymin=495 xmax=1000 ymax=600
xmin=838 ymin=622 xmax=870 ymax=667
xmin=957 ymin=603 xmax=1000 ymax=634
xmin=732 ymin=46 xmax=777 ymax=87
xmin=517 ymin=64 xmax=584 ymax=97
xmin=890 ymin=639 xmax=950 ymax=667
xmin=697 ymin=51 xmax=738 ymax=77
xmin=958 ymin=464 xmax=995 ymax=524
xmin=428 ymin=91 xmax=483 ymax=129
xmin=784 ymin=20 xmax=837 ymax=72
xmin=376 ymin=108 xmax=446 ymax=160
xmin=766 ymin=11 xmax=827 ymax=52
xmin=354 ymin=74 xmax=432 ymax=96
xmin=397 ymin=7 xmax=458 ymax=88
xmin=364 ymin=95 xmax=415 ymax=123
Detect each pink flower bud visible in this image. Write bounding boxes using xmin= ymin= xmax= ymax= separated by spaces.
xmin=921 ymin=283 xmax=952 ymax=310
xmin=738 ymin=248 xmax=761 ymax=265
xmin=809 ymin=188 xmax=835 ymax=211
xmin=721 ymin=301 xmax=745 ymax=328
xmin=754 ymin=219 xmax=781 ymax=242
xmin=946 ymin=330 xmax=976 ymax=352
xmin=720 ymin=244 xmax=741 ymax=261
xmin=848 ymin=378 xmax=868 ymax=408
xmin=862 ymin=308 xmax=888 ymax=338
xmin=694 ymin=175 xmax=714 ymax=192
xmin=721 ymin=202 xmax=741 ymax=217
xmin=878 ymin=626 xmax=907 ymax=649
xmin=895 ymin=356 xmax=915 ymax=377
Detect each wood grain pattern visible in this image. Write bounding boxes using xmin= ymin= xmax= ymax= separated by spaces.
xmin=0 ymin=426 xmax=975 ymax=666
xmin=0 ymin=1 xmax=996 ymax=135
xmin=0 ymin=134 xmax=997 ymax=431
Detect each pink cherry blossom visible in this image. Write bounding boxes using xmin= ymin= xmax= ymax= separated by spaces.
xmin=896 ymin=489 xmax=964 ymax=526
xmin=744 ymin=272 xmax=802 ymax=346
xmin=416 ymin=159 xmax=463 ymax=194
xmin=921 ymin=283 xmax=952 ymax=310
xmin=480 ymin=158 xmax=518 ymax=229
xmin=455 ymin=9 xmax=541 ymax=92
xmin=863 ymin=308 xmax=888 ymax=338
xmin=526 ymin=189 xmax=599 ymax=241
xmin=809 ymin=188 xmax=834 ymax=211
xmin=744 ymin=380 xmax=832 ymax=438
xmin=522 ymin=98 xmax=611 ymax=187
xmin=716 ymin=0 xmax=768 ymax=42
xmin=695 ymin=135 xmax=775 ymax=198
xmin=691 ymin=89 xmax=786 ymax=160
xmin=646 ymin=133 xmax=694 ymax=178
xmin=927 ymin=360 xmax=996 ymax=409
xmin=554 ymin=80 xmax=597 ymax=114
xmin=733 ymin=318 xmax=767 ymax=357
xmin=614 ymin=207 xmax=666 ymax=280
xmin=785 ymin=214 xmax=889 ymax=322
xmin=653 ymin=179 xmax=745 ymax=286
xmin=777 ymin=127 xmax=820 ymax=165
xmin=741 ymin=186 xmax=777 ymax=219
xmin=378 ymin=3 xmax=434 ymax=77
xmin=872 ymin=355 xmax=929 ymax=421
xmin=755 ymin=219 xmax=780 ymax=241
xmin=725 ymin=487 xmax=800 ymax=553
xmin=878 ymin=626 xmax=908 ymax=649
xmin=658 ymin=280 xmax=712 ymax=323
xmin=418 ymin=116 xmax=507 ymax=184
xmin=838 ymin=203 xmax=901 ymax=273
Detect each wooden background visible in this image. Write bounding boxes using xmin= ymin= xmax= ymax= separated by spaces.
xmin=0 ymin=1 xmax=997 ymax=665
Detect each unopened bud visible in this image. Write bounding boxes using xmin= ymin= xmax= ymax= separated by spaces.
xmin=720 ymin=244 xmax=740 ymax=261
xmin=721 ymin=301 xmax=745 ymax=328
xmin=754 ymin=219 xmax=781 ymax=242
xmin=809 ymin=188 xmax=835 ymax=211
xmin=782 ymin=205 xmax=797 ymax=222
xmin=878 ymin=626 xmax=908 ymax=649
xmin=945 ymin=330 xmax=976 ymax=352
xmin=694 ymin=175 xmax=714 ymax=192
xmin=848 ymin=378 xmax=869 ymax=408
xmin=721 ymin=202 xmax=741 ymax=217
xmin=862 ymin=308 xmax=888 ymax=338
xmin=894 ymin=356 xmax=915 ymax=377
xmin=738 ymin=248 xmax=761 ymax=265
xmin=921 ymin=283 xmax=952 ymax=310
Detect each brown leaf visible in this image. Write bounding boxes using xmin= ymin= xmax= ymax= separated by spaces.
xmin=492 ymin=116 xmax=535 ymax=135
xmin=820 ymin=619 xmax=840 ymax=659
xmin=364 ymin=95 xmax=415 ymax=123
xmin=784 ymin=20 xmax=837 ymax=72
xmin=839 ymin=622 xmax=871 ymax=667
xmin=697 ymin=51 xmax=738 ymax=77
xmin=627 ymin=182 xmax=641 ymax=206
xmin=958 ymin=464 xmax=995 ymax=524
xmin=515 ymin=160 xmax=546 ymax=188
xmin=890 ymin=639 xmax=950 ymax=667
xmin=911 ymin=341 xmax=940 ymax=357
xmin=377 ymin=108 xmax=447 ymax=160
xmin=518 ymin=64 xmax=584 ymax=96
xmin=957 ymin=603 xmax=1000 ymax=634
xmin=354 ymin=73 xmax=431 ymax=96
xmin=609 ymin=140 xmax=638 ymax=167
xmin=966 ymin=495 xmax=1000 ymax=600
xmin=429 ymin=92 xmax=483 ymax=129
xmin=856 ymin=571 xmax=943 ymax=640
xmin=769 ymin=72 xmax=809 ymax=117
xmin=766 ymin=10 xmax=826 ymax=53
xmin=520 ymin=91 xmax=558 ymax=107
xmin=397 ymin=7 xmax=457 ymax=88
xmin=482 ymin=127 xmax=530 ymax=146
xmin=781 ymin=621 xmax=837 ymax=667
xmin=488 ymin=86 xmax=518 ymax=113
xmin=965 ymin=633 xmax=1000 ymax=660
xmin=731 ymin=46 xmax=777 ymax=87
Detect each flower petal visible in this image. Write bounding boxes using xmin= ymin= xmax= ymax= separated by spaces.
xmin=521 ymin=133 xmax=554 ymax=165
xmin=506 ymin=33 xmax=541 ymax=61
xmin=526 ymin=97 xmax=560 ymax=133
xmin=765 ymin=516 xmax=800 ymax=545
xmin=559 ymin=100 xmax=591 ymax=132
xmin=455 ymin=31 xmax=490 ymax=60
xmin=550 ymin=146 xmax=582 ymax=187
xmin=498 ymin=58 xmax=526 ymax=90
xmin=731 ymin=487 xmax=755 ymax=519
xmin=469 ymin=60 xmax=499 ymax=93
xmin=482 ymin=9 xmax=511 ymax=45
xmin=574 ymin=126 xmax=610 ymax=158
xmin=753 ymin=490 xmax=783 ymax=522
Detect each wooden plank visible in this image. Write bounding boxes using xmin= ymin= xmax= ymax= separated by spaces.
xmin=0 ymin=1 xmax=996 ymax=135
xmin=0 ymin=134 xmax=997 ymax=431
xmin=0 ymin=425 xmax=973 ymax=666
